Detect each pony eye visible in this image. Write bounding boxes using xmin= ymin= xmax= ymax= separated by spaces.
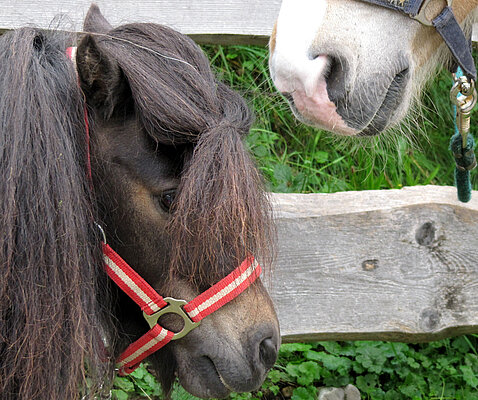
xmin=155 ymin=190 xmax=176 ymax=213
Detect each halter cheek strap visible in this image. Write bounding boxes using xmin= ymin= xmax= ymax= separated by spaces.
xmin=103 ymin=243 xmax=262 ymax=375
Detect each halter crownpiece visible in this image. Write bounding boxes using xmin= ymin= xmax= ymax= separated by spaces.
xmin=357 ymin=0 xmax=476 ymax=81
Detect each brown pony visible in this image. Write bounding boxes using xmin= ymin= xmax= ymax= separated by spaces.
xmin=269 ymin=0 xmax=478 ymax=136
xmin=0 ymin=5 xmax=279 ymax=399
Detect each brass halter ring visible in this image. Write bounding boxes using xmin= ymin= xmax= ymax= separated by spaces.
xmin=143 ymin=297 xmax=201 ymax=340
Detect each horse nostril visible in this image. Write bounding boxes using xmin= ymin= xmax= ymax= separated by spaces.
xmin=259 ymin=337 xmax=278 ymax=370
xmin=325 ymin=55 xmax=348 ymax=103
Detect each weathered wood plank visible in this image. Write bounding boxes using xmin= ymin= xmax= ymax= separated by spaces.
xmin=267 ymin=186 xmax=478 ymax=343
xmin=0 ymin=0 xmax=281 ymax=45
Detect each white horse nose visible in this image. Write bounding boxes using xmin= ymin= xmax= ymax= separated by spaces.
xmin=270 ymin=0 xmax=329 ymax=96
xmin=271 ymin=52 xmax=329 ymax=97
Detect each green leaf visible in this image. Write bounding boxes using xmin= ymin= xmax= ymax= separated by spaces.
xmin=273 ymin=164 xmax=293 ymax=186
xmin=280 ymin=343 xmax=313 ymax=354
xmin=313 ymin=151 xmax=329 ymax=163
xmin=461 ymin=365 xmax=478 ymax=388
xmin=267 ymin=369 xmax=288 ymax=384
xmin=356 ymin=374 xmax=380 ymax=394
xmin=113 ymin=376 xmax=135 ymax=392
xmin=355 ymin=344 xmax=387 ymax=374
xmin=253 ymin=145 xmax=268 ymax=158
xmin=297 ymin=361 xmax=320 ymax=386
xmin=130 ymin=365 xmax=146 ymax=379
xmin=242 ymin=60 xmax=255 ymax=71
xmin=306 ymin=351 xmax=352 ymax=375
xmin=285 ymin=363 xmax=301 ymax=378
xmin=317 ymin=341 xmax=347 ymax=355
xmin=406 ymin=356 xmax=420 ymax=369
xmin=291 ymin=386 xmax=317 ymax=400
xmin=269 ymin=385 xmax=280 ymax=396
xmin=111 ymin=389 xmax=129 ymax=400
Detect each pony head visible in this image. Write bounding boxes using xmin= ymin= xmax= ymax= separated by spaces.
xmin=0 ymin=5 xmax=279 ymax=399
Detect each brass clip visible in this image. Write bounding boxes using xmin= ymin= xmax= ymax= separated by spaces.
xmin=450 ymin=75 xmax=477 ymax=147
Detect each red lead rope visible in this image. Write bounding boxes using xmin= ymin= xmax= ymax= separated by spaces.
xmin=103 ymin=244 xmax=262 ymax=375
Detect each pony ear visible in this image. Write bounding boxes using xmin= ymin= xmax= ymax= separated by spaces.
xmin=76 ymin=34 xmax=129 ymax=118
xmin=83 ymin=4 xmax=113 ymax=33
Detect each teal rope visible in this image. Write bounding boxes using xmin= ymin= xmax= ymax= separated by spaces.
xmin=450 ymin=67 xmax=476 ymax=203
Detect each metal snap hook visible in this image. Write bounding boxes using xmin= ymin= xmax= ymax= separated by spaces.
xmin=451 ymin=75 xmax=477 ymax=112
xmin=450 ymin=75 xmax=477 ymax=147
xmin=96 ymin=223 xmax=107 ymax=244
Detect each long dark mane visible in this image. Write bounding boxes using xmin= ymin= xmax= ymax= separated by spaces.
xmin=0 ymin=29 xmax=112 ymax=399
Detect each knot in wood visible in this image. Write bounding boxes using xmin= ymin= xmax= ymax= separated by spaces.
xmin=362 ymin=259 xmax=379 ymax=271
xmin=419 ymin=308 xmax=441 ymax=331
xmin=415 ymin=222 xmax=436 ymax=246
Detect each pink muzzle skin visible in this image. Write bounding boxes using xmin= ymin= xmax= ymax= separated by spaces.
xmin=271 ymin=53 xmax=356 ymax=135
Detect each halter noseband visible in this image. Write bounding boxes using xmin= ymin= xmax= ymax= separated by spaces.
xmin=356 ymin=0 xmax=477 ymax=81
xmin=66 ymin=47 xmax=262 ymax=375
xmin=103 ymin=242 xmax=261 ymax=375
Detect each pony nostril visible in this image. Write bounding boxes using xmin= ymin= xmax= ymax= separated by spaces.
xmin=325 ymin=55 xmax=348 ymax=103
xmin=259 ymin=337 xmax=278 ymax=370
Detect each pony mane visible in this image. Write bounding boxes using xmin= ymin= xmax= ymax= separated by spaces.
xmin=0 ymin=28 xmax=112 ymax=399
xmin=96 ymin=24 xmax=274 ymax=287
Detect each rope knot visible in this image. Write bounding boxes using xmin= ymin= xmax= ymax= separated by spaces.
xmin=450 ymin=132 xmax=476 ymax=203
xmin=450 ymin=133 xmax=476 ymax=171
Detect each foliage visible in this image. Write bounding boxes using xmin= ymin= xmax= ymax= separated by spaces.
xmin=112 ymin=337 xmax=478 ymax=400
xmin=111 ymin=44 xmax=478 ymax=399
xmin=111 ymin=365 xmax=162 ymax=400
xmin=261 ymin=338 xmax=478 ymax=400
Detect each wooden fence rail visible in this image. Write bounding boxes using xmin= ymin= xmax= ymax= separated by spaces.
xmin=0 ymin=0 xmax=281 ymax=45
xmin=2 ymin=2 xmax=478 ymax=343
xmin=269 ymin=186 xmax=478 ymax=343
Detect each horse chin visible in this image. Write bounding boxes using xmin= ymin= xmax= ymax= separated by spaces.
xmin=175 ymin=356 xmax=233 ymax=398
xmin=175 ymin=351 xmax=269 ymax=398
xmin=286 ymin=67 xmax=411 ymax=137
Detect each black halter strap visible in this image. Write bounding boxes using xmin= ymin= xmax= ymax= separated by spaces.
xmin=356 ymin=0 xmax=477 ymax=81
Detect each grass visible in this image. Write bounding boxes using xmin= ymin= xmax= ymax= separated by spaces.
xmin=203 ymin=45 xmax=478 ymax=194
xmin=111 ymin=45 xmax=478 ymax=399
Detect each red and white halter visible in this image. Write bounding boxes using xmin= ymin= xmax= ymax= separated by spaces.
xmin=103 ymin=243 xmax=261 ymax=375
xmin=66 ymin=47 xmax=263 ymax=376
